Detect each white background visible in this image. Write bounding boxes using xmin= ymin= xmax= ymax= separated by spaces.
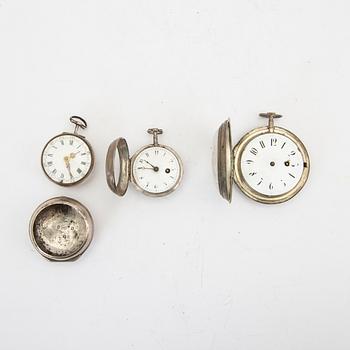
xmin=0 ymin=1 xmax=349 ymax=349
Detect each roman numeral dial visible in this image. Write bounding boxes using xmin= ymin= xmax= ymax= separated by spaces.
xmin=41 ymin=134 xmax=93 ymax=186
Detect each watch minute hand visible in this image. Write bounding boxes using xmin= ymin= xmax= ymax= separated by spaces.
xmin=142 ymin=160 xmax=159 ymax=172
xmin=143 ymin=160 xmax=156 ymax=168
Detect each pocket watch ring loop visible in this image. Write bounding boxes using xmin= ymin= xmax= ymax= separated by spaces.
xmin=70 ymin=116 xmax=88 ymax=134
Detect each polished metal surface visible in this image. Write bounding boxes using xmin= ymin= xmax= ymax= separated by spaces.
xmin=217 ymin=119 xmax=233 ymax=202
xmin=29 ymin=197 xmax=94 ymax=261
xmin=105 ymin=137 xmax=130 ymax=197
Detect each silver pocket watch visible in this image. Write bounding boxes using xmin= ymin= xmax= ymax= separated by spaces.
xmin=31 ymin=116 xmax=95 ymax=262
xmin=106 ymin=128 xmax=184 ymax=197
xmin=216 ymin=112 xmax=310 ymax=204
xmin=41 ymin=116 xmax=94 ymax=186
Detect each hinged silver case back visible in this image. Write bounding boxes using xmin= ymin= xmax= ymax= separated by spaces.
xmin=217 ymin=119 xmax=233 ymax=202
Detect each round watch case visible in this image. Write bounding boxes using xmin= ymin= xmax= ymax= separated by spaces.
xmin=106 ymin=128 xmax=184 ymax=197
xmin=41 ymin=116 xmax=95 ymax=187
xmin=217 ymin=113 xmax=310 ymax=204
xmin=29 ymin=196 xmax=94 ymax=261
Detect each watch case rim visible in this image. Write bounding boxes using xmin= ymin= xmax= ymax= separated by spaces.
xmin=29 ymin=196 xmax=94 ymax=262
xmin=130 ymin=143 xmax=184 ymax=197
xmin=40 ymin=132 xmax=95 ymax=187
xmin=233 ymin=125 xmax=310 ymax=204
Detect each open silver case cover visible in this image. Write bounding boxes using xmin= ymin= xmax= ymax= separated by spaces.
xmin=29 ymin=196 xmax=94 ymax=261
xmin=217 ymin=119 xmax=234 ymax=202
xmin=106 ymin=138 xmax=131 ymax=197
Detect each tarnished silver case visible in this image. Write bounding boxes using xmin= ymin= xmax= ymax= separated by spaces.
xmin=29 ymin=197 xmax=94 ymax=261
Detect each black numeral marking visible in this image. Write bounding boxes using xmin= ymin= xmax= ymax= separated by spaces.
xmin=249 ymin=172 xmax=257 ymax=176
xmin=250 ymin=148 xmax=258 ymax=156
xmin=257 ymin=178 xmax=263 ymax=186
xmin=269 ymin=183 xmax=274 ymax=190
xmin=259 ymin=140 xmax=265 ymax=148
xmin=246 ymin=160 xmax=254 ymax=164
xmin=281 ymin=142 xmax=286 ymax=149
xmin=271 ymin=138 xmax=277 ymax=146
xmin=288 ymin=173 xmax=295 ymax=178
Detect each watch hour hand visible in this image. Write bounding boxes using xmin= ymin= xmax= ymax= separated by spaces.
xmin=69 ymin=151 xmax=80 ymax=159
xmin=137 ymin=166 xmax=154 ymax=170
xmin=64 ymin=156 xmax=74 ymax=179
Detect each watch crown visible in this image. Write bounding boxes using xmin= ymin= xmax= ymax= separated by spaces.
xmin=147 ymin=128 xmax=163 ymax=135
xmin=147 ymin=128 xmax=163 ymax=145
xmin=259 ymin=112 xmax=282 ymax=131
xmin=259 ymin=112 xmax=282 ymax=119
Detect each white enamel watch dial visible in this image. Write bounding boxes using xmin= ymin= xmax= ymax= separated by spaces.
xmin=217 ymin=113 xmax=310 ymax=204
xmin=106 ymin=128 xmax=183 ymax=197
xmin=41 ymin=117 xmax=94 ymax=186
xmin=132 ymin=145 xmax=182 ymax=195
xmin=240 ymin=133 xmax=304 ymax=196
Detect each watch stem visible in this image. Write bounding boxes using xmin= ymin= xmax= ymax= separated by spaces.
xmin=147 ymin=128 xmax=163 ymax=145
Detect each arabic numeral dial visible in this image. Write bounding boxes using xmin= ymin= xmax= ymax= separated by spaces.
xmin=132 ymin=146 xmax=182 ymax=195
xmin=240 ymin=133 xmax=304 ymax=196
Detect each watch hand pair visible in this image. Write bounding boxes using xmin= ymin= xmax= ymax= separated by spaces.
xmin=69 ymin=151 xmax=80 ymax=159
xmin=143 ymin=160 xmax=159 ymax=172
xmin=64 ymin=156 xmax=74 ymax=179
